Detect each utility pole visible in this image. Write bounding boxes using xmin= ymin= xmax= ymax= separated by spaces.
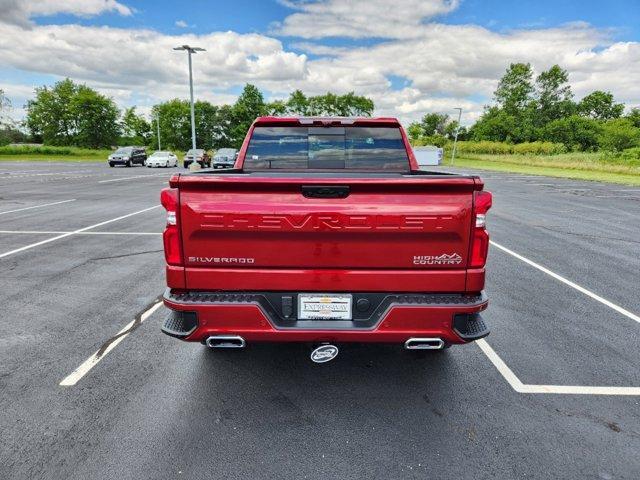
xmin=450 ymin=107 xmax=462 ymax=165
xmin=173 ymin=45 xmax=205 ymax=151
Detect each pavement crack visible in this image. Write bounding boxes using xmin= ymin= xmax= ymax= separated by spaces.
xmin=90 ymin=249 xmax=163 ymax=261
xmin=533 ymin=224 xmax=640 ymax=245
xmin=95 ymin=295 xmax=163 ymax=358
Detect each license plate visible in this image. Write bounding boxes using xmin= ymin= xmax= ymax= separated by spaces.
xmin=298 ymin=294 xmax=352 ymax=320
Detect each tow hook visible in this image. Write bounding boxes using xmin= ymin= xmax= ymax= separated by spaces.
xmin=310 ymin=344 xmax=339 ymax=363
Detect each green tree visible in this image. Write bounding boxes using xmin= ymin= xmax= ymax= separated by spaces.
xmin=543 ymin=115 xmax=601 ymax=151
xmin=305 ymin=92 xmax=374 ymax=116
xmin=194 ymin=101 xmax=221 ymax=149
xmin=470 ymin=107 xmax=518 ymax=142
xmin=626 ymin=108 xmax=640 ymax=128
xmin=70 ymin=86 xmax=120 ymax=148
xmin=598 ymin=118 xmax=640 ymax=152
xmin=229 ymin=84 xmax=266 ymax=148
xmin=419 ymin=113 xmax=449 ymax=136
xmin=534 ymin=65 xmax=575 ymax=125
xmin=25 ymin=79 xmax=120 ymax=147
xmin=152 ymin=99 xmax=224 ymax=151
xmin=25 ymin=78 xmax=79 ymax=145
xmin=407 ymin=122 xmax=423 ymax=141
xmin=578 ymin=91 xmax=624 ymax=120
xmin=121 ymin=107 xmax=151 ymax=145
xmin=494 ymin=63 xmax=534 ymax=116
xmin=152 ymin=99 xmax=191 ymax=150
xmin=286 ymin=90 xmax=309 ymax=115
xmin=265 ymin=100 xmax=287 ymax=116
xmin=335 ymin=92 xmax=374 ymax=116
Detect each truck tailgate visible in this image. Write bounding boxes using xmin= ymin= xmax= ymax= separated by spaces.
xmin=177 ymin=174 xmax=477 ymax=289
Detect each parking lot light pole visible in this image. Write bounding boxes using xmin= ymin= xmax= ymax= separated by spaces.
xmin=450 ymin=107 xmax=462 ymax=165
xmin=156 ymin=113 xmax=161 ymax=151
xmin=173 ymin=45 xmax=205 ymax=151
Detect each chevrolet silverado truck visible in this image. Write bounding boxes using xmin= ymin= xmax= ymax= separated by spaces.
xmin=160 ymin=117 xmax=492 ymax=359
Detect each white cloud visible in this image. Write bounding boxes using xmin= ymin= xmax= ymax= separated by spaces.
xmin=270 ymin=22 xmax=639 ymax=124
xmin=175 ymin=20 xmax=188 ymax=28
xmin=0 ymin=0 xmax=133 ymax=26
xmin=273 ymin=0 xmax=460 ymax=39
xmin=0 ymin=23 xmax=308 ymax=87
xmin=0 ymin=21 xmax=308 ymax=120
xmin=0 ymin=5 xmax=638 ymax=127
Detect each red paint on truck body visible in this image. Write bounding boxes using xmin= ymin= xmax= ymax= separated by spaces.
xmin=161 ymin=117 xmax=491 ymax=346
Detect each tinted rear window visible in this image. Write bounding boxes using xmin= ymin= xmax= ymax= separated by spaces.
xmin=244 ymin=126 xmax=409 ymax=170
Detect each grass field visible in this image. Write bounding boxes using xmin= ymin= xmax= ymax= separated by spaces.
xmin=451 ymin=152 xmax=640 ymax=186
xmin=2 ymin=145 xmax=639 ymax=185
xmin=0 ymin=146 xmax=111 ymax=162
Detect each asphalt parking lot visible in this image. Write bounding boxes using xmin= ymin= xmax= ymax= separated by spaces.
xmin=1 ymin=161 xmax=639 ymax=480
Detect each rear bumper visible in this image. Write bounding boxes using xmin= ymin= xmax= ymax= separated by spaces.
xmin=162 ymin=289 xmax=489 ymax=345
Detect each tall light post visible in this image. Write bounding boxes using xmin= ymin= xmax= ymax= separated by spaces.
xmin=450 ymin=107 xmax=462 ymax=165
xmin=173 ymin=45 xmax=205 ymax=151
xmin=155 ymin=112 xmax=161 ymax=150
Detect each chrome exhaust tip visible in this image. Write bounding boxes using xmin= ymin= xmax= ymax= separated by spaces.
xmin=404 ymin=338 xmax=445 ymax=350
xmin=206 ymin=335 xmax=246 ymax=349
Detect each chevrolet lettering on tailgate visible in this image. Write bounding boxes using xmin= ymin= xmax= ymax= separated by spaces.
xmin=160 ymin=116 xmax=492 ymax=359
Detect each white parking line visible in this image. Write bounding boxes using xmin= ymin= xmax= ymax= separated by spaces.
xmin=98 ymin=173 xmax=172 ymax=183
xmin=60 ymin=301 xmax=164 ymax=386
xmin=0 ymin=205 xmax=160 ymax=259
xmin=484 ymin=240 xmax=640 ymax=395
xmin=0 ymin=230 xmax=161 ymax=235
xmin=477 ymin=339 xmax=640 ymax=395
xmin=490 ymin=240 xmax=640 ymax=325
xmin=0 ymin=199 xmax=76 ymax=215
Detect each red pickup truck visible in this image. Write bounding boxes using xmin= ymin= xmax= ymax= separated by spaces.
xmin=160 ymin=116 xmax=491 ymax=360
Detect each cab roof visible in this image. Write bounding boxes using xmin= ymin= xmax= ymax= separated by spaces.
xmin=253 ymin=116 xmax=401 ymax=127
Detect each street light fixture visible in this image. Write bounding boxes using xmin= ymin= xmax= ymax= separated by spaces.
xmin=173 ymin=45 xmax=205 ymax=152
xmin=450 ymin=107 xmax=462 ymax=165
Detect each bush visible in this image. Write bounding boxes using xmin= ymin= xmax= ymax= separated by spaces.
xmin=619 ymin=147 xmax=640 ymax=161
xmin=598 ymin=119 xmax=640 ymax=152
xmin=543 ymin=115 xmax=601 ymax=151
xmin=453 ymin=140 xmax=565 ymax=155
xmin=411 ymin=135 xmax=449 ymax=148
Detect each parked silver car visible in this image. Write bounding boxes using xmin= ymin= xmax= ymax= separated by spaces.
xmin=212 ymin=148 xmax=238 ymax=169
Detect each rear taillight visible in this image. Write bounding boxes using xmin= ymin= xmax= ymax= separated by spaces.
xmin=469 ymin=190 xmax=492 ymax=268
xmin=160 ymin=187 xmax=182 ymax=266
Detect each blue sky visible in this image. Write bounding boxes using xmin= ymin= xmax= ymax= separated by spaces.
xmin=33 ymin=0 xmax=640 ymax=40
xmin=1 ymin=0 xmax=639 ymax=124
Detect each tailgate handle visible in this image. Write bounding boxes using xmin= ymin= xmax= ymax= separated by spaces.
xmin=301 ymin=185 xmax=350 ymax=199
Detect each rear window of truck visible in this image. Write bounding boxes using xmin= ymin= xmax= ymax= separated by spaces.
xmin=244 ymin=126 xmax=409 ymax=170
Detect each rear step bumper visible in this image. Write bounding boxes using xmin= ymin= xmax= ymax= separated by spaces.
xmin=162 ymin=289 xmax=488 ymax=344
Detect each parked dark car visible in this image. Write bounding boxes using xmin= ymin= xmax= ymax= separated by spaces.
xmin=183 ymin=149 xmax=211 ymax=168
xmin=108 ymin=147 xmax=147 ymax=167
xmin=212 ymin=148 xmax=238 ymax=168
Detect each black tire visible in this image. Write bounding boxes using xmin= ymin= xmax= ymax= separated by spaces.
xmin=109 ymin=162 xmax=114 ymax=168
xmin=125 ymin=160 xmax=131 ymax=167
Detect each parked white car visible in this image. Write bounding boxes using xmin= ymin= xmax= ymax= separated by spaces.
xmin=146 ymin=151 xmax=178 ymax=168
